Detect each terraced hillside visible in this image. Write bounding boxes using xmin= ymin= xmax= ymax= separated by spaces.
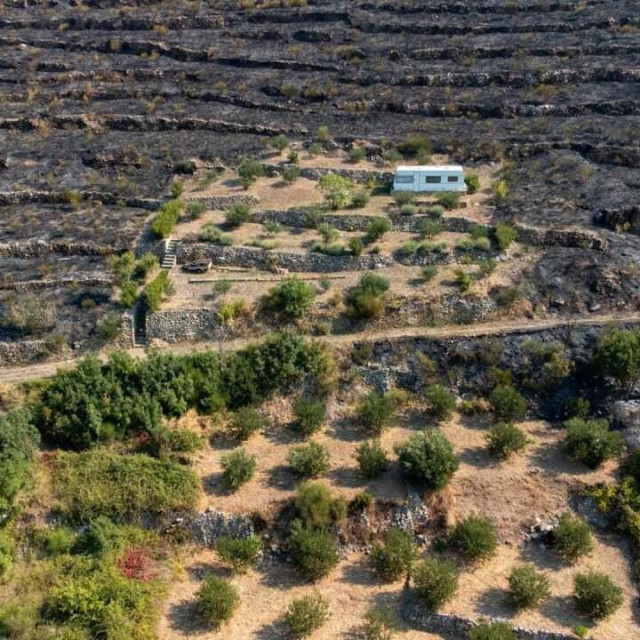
xmin=1 ymin=0 xmax=640 ymax=362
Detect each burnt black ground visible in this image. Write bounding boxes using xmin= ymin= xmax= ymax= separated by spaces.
xmin=1 ymin=0 xmax=639 ymax=344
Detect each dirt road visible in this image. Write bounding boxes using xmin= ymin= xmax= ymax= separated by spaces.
xmin=1 ymin=312 xmax=639 ymax=384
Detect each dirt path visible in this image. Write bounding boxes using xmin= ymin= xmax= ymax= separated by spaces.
xmin=2 ymin=312 xmax=639 ymax=384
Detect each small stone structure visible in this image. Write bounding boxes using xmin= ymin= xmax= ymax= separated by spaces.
xmin=146 ymin=308 xmax=222 ymax=344
xmin=188 ymin=509 xmax=254 ymax=547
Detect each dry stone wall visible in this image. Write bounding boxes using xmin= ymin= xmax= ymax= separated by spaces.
xmin=146 ymin=308 xmax=222 ymax=344
xmin=178 ymin=243 xmax=393 ymax=272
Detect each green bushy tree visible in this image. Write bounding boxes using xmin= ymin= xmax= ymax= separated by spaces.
xmin=449 ymin=515 xmax=498 ymax=563
xmin=412 ymin=557 xmax=459 ymax=611
xmin=396 ymin=430 xmax=459 ymax=489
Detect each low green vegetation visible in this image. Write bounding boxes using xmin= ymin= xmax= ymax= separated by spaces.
xmin=289 ymin=442 xmax=330 ymax=478
xmin=553 ymin=513 xmax=593 ymax=564
xmin=289 ymin=520 xmax=339 ymax=580
xmin=412 ymin=556 xmax=459 ymax=611
xmin=286 ymin=593 xmax=330 ymax=638
xmin=51 ymin=450 xmax=199 ymax=522
xmin=573 ymin=571 xmax=623 ymax=621
xmin=229 ymin=406 xmax=263 ymax=441
xmin=216 ymin=535 xmax=261 ymax=573
xmin=507 ymin=564 xmax=551 ymax=610
xmin=293 ymin=397 xmax=326 ymax=437
xmin=424 ymin=384 xmax=456 ymax=422
xmin=346 ymin=273 xmax=390 ymax=320
xmin=486 ymin=423 xmax=529 ymax=460
xmin=563 ymin=417 xmax=624 ymax=469
xmin=396 ymin=430 xmax=459 ymax=489
xmin=295 ymin=482 xmax=346 ymax=529
xmin=468 ymin=622 xmax=515 ymax=640
xmin=143 ymin=269 xmax=170 ymax=312
xmin=356 ymin=440 xmax=390 ymax=479
xmin=221 ymin=448 xmax=256 ymax=491
xmin=357 ymin=391 xmax=397 ymax=435
xmin=370 ymin=528 xmax=416 ymax=582
xmin=151 ymin=199 xmax=183 ymax=238
xmin=263 ymin=278 xmax=316 ymax=319
xmin=195 ymin=574 xmax=240 ymax=627
xmin=449 ymin=515 xmax=498 ymax=563
xmin=225 ymin=203 xmax=252 ymax=226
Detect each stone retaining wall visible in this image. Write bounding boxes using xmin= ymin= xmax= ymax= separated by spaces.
xmin=0 ymin=340 xmax=54 ymax=366
xmin=146 ymin=308 xmax=222 ymax=343
xmin=403 ymin=602 xmax=577 ymax=640
xmin=251 ymin=209 xmax=606 ymax=251
xmin=0 ymin=276 xmax=111 ymax=290
xmin=262 ymin=163 xmax=393 ymax=184
xmin=178 ymin=243 xmax=393 ymax=272
xmin=0 ymin=240 xmax=115 ymax=258
xmin=185 ymin=194 xmax=259 ymax=210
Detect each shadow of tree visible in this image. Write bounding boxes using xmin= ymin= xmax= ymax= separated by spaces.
xmin=458 ymin=445 xmax=496 ymax=469
xmin=539 ymin=594 xmax=582 ymax=629
xmin=327 ymin=415 xmax=367 ymax=443
xmin=265 ymin=464 xmax=297 ymax=491
xmin=328 ymin=464 xmax=364 ymax=489
xmin=476 ymin=586 xmax=513 ymax=620
xmin=167 ymin=599 xmax=213 ymax=636
xmin=202 ymin=471 xmax=231 ymax=497
xmin=340 ymin=556 xmax=378 ymax=587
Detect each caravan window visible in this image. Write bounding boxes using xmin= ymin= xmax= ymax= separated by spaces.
xmin=425 ymin=175 xmax=441 ymax=184
xmin=396 ymin=175 xmax=414 ymax=184
xmin=447 ymin=176 xmax=459 ymax=182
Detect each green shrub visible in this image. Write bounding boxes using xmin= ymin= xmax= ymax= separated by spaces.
xmin=563 ymin=417 xmax=624 ymax=469
xmin=195 ymin=574 xmax=240 ymax=627
xmin=350 ymin=491 xmax=373 ymax=511
xmin=295 ymin=481 xmax=345 ymax=528
xmin=428 ymin=204 xmax=445 ymax=218
xmin=289 ymin=442 xmax=330 ymax=479
xmin=216 ymin=535 xmax=261 ymax=573
xmin=319 ymin=173 xmax=353 ymax=209
xmin=486 ymin=423 xmax=528 ymax=460
xmin=318 ymin=223 xmax=340 ymax=243
xmin=351 ymin=189 xmax=370 ymax=208
xmin=356 ymin=440 xmax=390 ymax=479
xmin=393 ymin=191 xmax=415 ymax=207
xmin=573 ymin=571 xmax=623 ymax=621
xmin=507 ymin=565 xmax=551 ymax=610
xmin=0 ymin=408 xmax=40 ymax=512
xmin=96 ymin=314 xmax=122 ymax=342
xmin=263 ymin=278 xmax=316 ymax=319
xmin=494 ymin=223 xmax=518 ymax=251
xmin=370 ymin=528 xmax=416 ymax=582
xmin=347 ymin=273 xmax=391 ymax=320
xmin=465 ymin=174 xmax=480 ymax=194
xmin=200 ymin=223 xmax=233 ymax=245
xmin=288 ymin=151 xmax=300 ymax=164
xmin=553 ymin=513 xmax=593 ymax=564
xmin=421 ymin=265 xmax=437 ymax=282
xmin=289 ymin=520 xmax=339 ymax=580
xmin=357 ymin=392 xmax=396 ymax=435
xmin=42 ymin=527 xmax=76 ymax=556
xmin=225 ymin=203 xmax=252 ymax=227
xmin=237 ymin=157 xmax=265 ymax=187
xmin=478 ymin=258 xmax=497 ymax=277
xmin=283 ymin=166 xmax=300 ymax=184
xmin=293 ymin=398 xmax=326 ymax=437
xmin=166 ymin=428 xmax=203 ymax=454
xmin=419 ymin=219 xmax=443 ymax=238
xmin=449 ymin=515 xmax=498 ymax=563
xmin=150 ymin=199 xmax=183 ymax=238
xmin=468 ymin=623 xmax=515 ymax=640
xmin=436 ymin=192 xmax=460 ymax=210
xmin=398 ymin=134 xmax=432 ymax=159
xmin=348 ymin=236 xmax=364 ymax=256
xmin=454 ymin=269 xmax=472 ymax=292
xmin=143 ymin=270 xmax=170 ymax=312
xmin=424 ymin=384 xmax=456 ymax=422
xmin=170 ymin=180 xmax=184 ymax=198
xmin=120 ymin=280 xmax=138 ymax=307
xmin=366 ymin=217 xmax=392 ymax=240
xmin=0 ymin=533 xmax=13 ymax=577
xmin=398 ymin=203 xmax=415 ymax=216
xmin=186 ymin=201 xmax=206 ymax=219
xmin=489 ymin=385 xmax=526 ymax=422
xmin=221 ymin=449 xmax=256 ymax=491
xmin=271 ymin=134 xmax=289 ymax=151
xmin=51 ymin=450 xmax=199 ymax=522
xmin=286 ymin=593 xmax=330 ymax=637
xmin=396 ymin=430 xmax=459 ymax=489
xmin=229 ymin=407 xmax=263 ymax=441
xmin=362 ymin=606 xmax=398 ymax=640
xmin=349 ymin=147 xmax=367 ymax=163
xmin=412 ymin=557 xmax=459 ymax=611
xmin=592 ymin=329 xmax=640 ymax=391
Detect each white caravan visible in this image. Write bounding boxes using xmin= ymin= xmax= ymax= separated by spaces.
xmin=392 ymin=165 xmax=467 ymax=193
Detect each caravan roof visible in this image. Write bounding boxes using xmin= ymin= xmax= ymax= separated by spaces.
xmin=396 ymin=165 xmax=463 ymax=172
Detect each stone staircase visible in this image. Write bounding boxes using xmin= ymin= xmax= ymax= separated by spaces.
xmin=161 ymin=238 xmax=178 ymax=270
